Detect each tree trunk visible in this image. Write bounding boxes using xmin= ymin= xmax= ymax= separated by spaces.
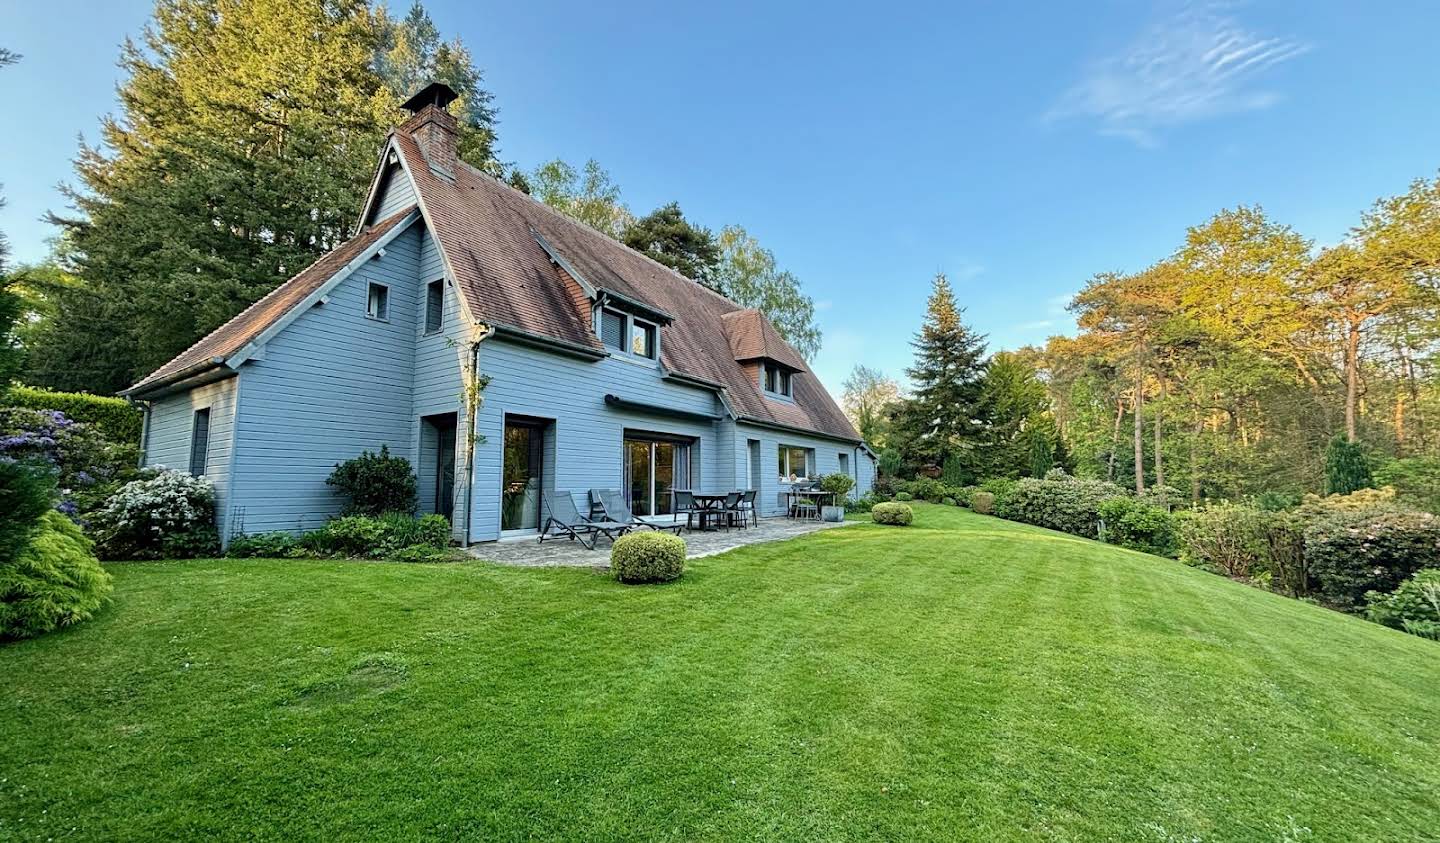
xmin=1345 ymin=318 xmax=1361 ymax=442
xmin=1107 ymin=398 xmax=1124 ymax=482
xmin=1132 ymin=385 xmax=1145 ymax=494
xmin=1190 ymin=414 xmax=1203 ymax=504
xmin=1153 ymin=378 xmax=1165 ymax=489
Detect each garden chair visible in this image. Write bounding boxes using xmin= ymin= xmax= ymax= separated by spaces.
xmin=591 ymin=489 xmax=685 ymax=535
xmin=539 ymin=491 xmax=630 ymax=550
xmin=736 ymin=489 xmax=758 ymax=528
xmin=720 ymin=491 xmax=742 ymax=530
xmin=673 ymin=490 xmax=700 ymax=531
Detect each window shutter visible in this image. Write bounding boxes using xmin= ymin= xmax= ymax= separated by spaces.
xmin=600 ymin=310 xmax=625 ymax=349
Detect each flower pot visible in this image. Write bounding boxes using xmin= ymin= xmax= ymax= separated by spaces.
xmin=821 ymin=505 xmax=845 ymax=523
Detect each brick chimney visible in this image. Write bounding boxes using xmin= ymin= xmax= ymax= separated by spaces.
xmin=399 ymin=81 xmax=460 ymax=178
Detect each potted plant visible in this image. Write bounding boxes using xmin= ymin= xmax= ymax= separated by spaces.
xmin=819 ymin=473 xmax=856 ymax=522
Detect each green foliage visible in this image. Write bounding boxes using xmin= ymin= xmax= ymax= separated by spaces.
xmin=898 ymin=273 xmax=987 ymax=472
xmin=970 ymin=491 xmax=995 ymax=515
xmin=387 ymin=543 xmax=456 ymax=564
xmin=92 ymin=469 xmax=218 ymax=560
xmin=0 ymin=511 xmax=112 ymax=639
xmin=870 ymin=502 xmax=913 ymax=526
xmin=1137 ymin=484 xmax=1184 ymax=512
xmin=1297 ymin=486 xmax=1400 ymax=519
xmin=1366 ymin=569 xmax=1440 ymax=640
xmin=1375 ymin=457 xmax=1440 ymax=513
xmin=0 ymin=459 xmax=56 ymax=565
xmin=876 ymin=449 xmax=903 ymax=478
xmin=295 ymin=512 xmax=450 ymax=559
xmin=841 ymin=365 xmax=901 ymax=450
xmin=818 ymin=472 xmax=855 ymax=499
xmin=941 ymin=497 xmax=958 ymax=506
xmin=979 ymin=477 xmax=1018 ymax=504
xmin=1178 ymin=502 xmax=1268 ymax=578
xmin=622 ymin=202 xmax=721 ymax=289
xmin=0 ymin=277 xmax=22 ymax=390
xmin=713 ymin=225 xmax=821 ymax=361
xmin=940 ymin=458 xmax=967 ymax=487
xmin=530 ymin=158 xmax=633 ymax=238
xmin=327 ymin=445 xmax=417 ymax=516
xmin=1325 ymin=435 xmax=1373 ymax=496
xmin=610 ymin=532 xmax=685 ymax=584
xmin=1305 ymin=509 xmax=1440 ymax=610
xmin=1097 ymin=496 xmax=1179 ymax=557
xmin=0 ymin=407 xmax=139 ymax=517
xmin=844 ymin=494 xmax=878 ymax=514
xmin=1259 ymin=510 xmax=1309 ymax=597
xmin=4 ymin=385 xmax=142 ymax=443
xmin=994 ymin=477 xmax=1127 ymax=539
xmin=226 ymin=532 xmax=299 ymax=559
xmin=908 ymin=477 xmax=948 ymax=503
xmin=894 ymin=491 xmax=913 ymax=502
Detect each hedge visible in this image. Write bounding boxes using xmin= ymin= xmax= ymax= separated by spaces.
xmin=4 ymin=384 xmax=143 ymax=443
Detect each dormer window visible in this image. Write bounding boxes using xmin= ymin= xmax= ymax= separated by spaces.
xmin=763 ymin=363 xmax=792 ymax=397
xmin=597 ymin=306 xmax=659 ymax=361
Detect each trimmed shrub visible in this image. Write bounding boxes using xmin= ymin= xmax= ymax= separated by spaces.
xmin=941 ymin=496 xmax=958 ymax=507
xmin=971 ymin=491 xmax=995 ymax=515
xmin=1260 ymin=510 xmax=1308 ymax=597
xmin=1 ymin=510 xmax=112 ymax=639
xmin=326 ymin=445 xmax=417 ymax=516
xmin=1305 ymin=509 xmax=1440 ymax=610
xmin=1178 ymin=502 xmax=1268 ymax=578
xmin=5 ymin=384 xmax=143 ymax=443
xmin=909 ymin=477 xmax=948 ymax=503
xmin=979 ymin=477 xmax=1018 ymax=508
xmin=226 ymin=532 xmax=299 ymax=559
xmin=1366 ymin=569 xmax=1440 ymax=640
xmin=1097 ymin=496 xmax=1178 ymax=557
xmin=611 ymin=531 xmax=685 ymax=584
xmin=894 ymin=491 xmax=914 ymax=502
xmin=92 ymin=469 xmax=218 ymax=560
xmin=872 ymin=502 xmax=913 ymax=526
xmin=819 ymin=472 xmax=856 ymax=499
xmin=994 ymin=477 xmax=1126 ymax=538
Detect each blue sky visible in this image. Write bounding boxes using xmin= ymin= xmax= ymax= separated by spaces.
xmin=3 ymin=1 xmax=1440 ymax=395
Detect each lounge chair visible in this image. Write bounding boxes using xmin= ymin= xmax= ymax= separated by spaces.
xmin=590 ymin=489 xmax=685 ymax=535
xmin=539 ymin=491 xmax=631 ymax=550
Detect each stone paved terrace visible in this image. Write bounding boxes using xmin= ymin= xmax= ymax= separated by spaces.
xmin=469 ymin=517 xmax=856 ymax=568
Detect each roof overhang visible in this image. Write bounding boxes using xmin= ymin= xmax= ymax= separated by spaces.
xmin=121 ymin=359 xmax=236 ymax=401
xmin=604 ymin=394 xmax=721 ymax=423
xmin=734 ymin=414 xmax=863 ymax=446
xmin=490 ymin=322 xmax=608 ymax=361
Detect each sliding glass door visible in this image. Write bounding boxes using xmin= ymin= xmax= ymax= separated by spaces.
xmin=624 ymin=436 xmax=690 ymax=517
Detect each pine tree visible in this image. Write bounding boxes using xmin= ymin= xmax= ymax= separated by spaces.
xmin=622 ymin=202 xmax=721 ymax=289
xmin=903 ymin=273 xmax=987 ymax=471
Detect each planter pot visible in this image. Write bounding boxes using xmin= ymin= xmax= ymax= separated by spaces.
xmin=821 ymin=505 xmax=845 ymax=523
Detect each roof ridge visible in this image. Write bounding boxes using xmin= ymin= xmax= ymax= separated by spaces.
xmin=455 ymin=159 xmax=744 ymax=313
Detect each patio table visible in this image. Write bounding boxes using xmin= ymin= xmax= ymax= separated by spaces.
xmin=689 ymin=493 xmax=734 ymax=531
xmin=783 ymin=489 xmax=835 ymax=519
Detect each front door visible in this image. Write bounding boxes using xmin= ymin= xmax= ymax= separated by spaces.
xmin=502 ymin=419 xmax=545 ymax=533
xmin=435 ymin=423 xmax=456 ymax=519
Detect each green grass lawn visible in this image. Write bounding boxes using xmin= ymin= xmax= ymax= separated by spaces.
xmin=3 ymin=505 xmax=1438 ymax=841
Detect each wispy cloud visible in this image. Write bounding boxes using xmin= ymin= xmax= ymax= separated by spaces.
xmin=1048 ymin=2 xmax=1310 ymax=146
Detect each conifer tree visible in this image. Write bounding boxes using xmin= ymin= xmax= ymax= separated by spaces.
xmin=622 ymin=202 xmax=721 ymax=289
xmin=902 ymin=273 xmax=987 ymax=471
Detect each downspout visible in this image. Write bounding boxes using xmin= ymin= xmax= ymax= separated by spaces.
xmin=463 ymin=323 xmax=497 ymax=546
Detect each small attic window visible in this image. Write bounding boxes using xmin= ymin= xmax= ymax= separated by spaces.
xmin=424 ymin=280 xmax=444 ymax=333
xmin=366 ymin=282 xmax=389 ymax=321
xmin=763 ymin=363 xmax=792 ymax=397
xmin=631 ymin=320 xmax=656 ymax=359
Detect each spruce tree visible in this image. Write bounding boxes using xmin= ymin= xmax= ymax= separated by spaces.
xmin=903 ymin=273 xmax=987 ymax=471
xmin=622 ymin=202 xmax=721 ymax=289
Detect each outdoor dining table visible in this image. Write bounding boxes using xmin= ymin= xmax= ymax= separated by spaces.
xmin=782 ymin=489 xmax=835 ymax=519
xmin=689 ymin=492 xmax=734 ymax=531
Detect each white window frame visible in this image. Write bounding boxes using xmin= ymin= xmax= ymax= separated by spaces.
xmin=778 ymin=444 xmax=812 ymax=481
xmin=596 ymin=306 xmax=660 ymax=362
xmin=366 ymin=281 xmax=390 ymax=321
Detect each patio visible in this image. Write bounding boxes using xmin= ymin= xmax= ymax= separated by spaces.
xmin=469 ymin=517 xmax=856 ymax=568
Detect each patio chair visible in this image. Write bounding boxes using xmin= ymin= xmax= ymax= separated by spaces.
xmin=591 ymin=489 xmax=685 ymax=535
xmin=720 ymin=491 xmax=742 ymax=530
xmin=673 ymin=490 xmax=700 ymax=531
xmin=736 ymin=489 xmax=758 ymax=528
xmin=790 ymin=493 xmax=818 ymax=520
xmin=539 ymin=491 xmax=630 ymax=550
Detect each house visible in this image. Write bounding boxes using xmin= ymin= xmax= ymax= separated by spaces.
xmin=122 ymin=83 xmax=875 ymax=545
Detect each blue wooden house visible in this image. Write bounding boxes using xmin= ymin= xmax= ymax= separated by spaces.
xmin=122 ymin=83 xmax=874 ymax=545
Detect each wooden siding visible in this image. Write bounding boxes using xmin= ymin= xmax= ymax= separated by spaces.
xmin=141 ymin=377 xmax=239 ymax=539
xmin=227 ymin=224 xmax=423 ymax=535
xmin=410 ymin=222 xmax=467 ymax=526
xmin=374 ymin=162 xmax=416 ymax=220
xmin=729 ymin=422 xmax=872 ymax=516
xmin=468 ymin=338 xmax=725 ymax=541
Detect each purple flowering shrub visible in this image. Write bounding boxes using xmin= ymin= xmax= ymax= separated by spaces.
xmin=0 ymin=407 xmax=139 ymax=519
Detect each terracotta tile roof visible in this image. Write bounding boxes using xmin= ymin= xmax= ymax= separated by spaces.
xmin=392 ymin=133 xmax=860 ymax=443
xmin=125 ymin=207 xmax=416 ymax=394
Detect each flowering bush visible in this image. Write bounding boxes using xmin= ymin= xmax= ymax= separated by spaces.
xmin=0 ymin=407 xmax=138 ymax=518
xmin=1304 ymin=509 xmax=1440 ymax=610
xmin=91 ymin=469 xmax=219 ymax=560
xmin=1366 ymin=569 xmax=1440 ymax=640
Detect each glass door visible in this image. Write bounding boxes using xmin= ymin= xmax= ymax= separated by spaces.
xmin=624 ymin=436 xmax=689 ymax=516
xmin=502 ymin=420 xmax=544 ymax=532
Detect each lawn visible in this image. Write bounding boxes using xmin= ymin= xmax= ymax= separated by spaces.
xmin=3 ymin=505 xmax=1438 ymax=841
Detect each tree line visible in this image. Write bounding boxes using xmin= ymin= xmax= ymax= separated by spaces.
xmin=845 ymin=176 xmax=1440 ymax=506
xmin=0 ymin=0 xmax=822 ymax=398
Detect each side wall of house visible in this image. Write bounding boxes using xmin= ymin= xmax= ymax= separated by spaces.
xmin=467 ymin=338 xmax=725 ymax=542
xmin=141 ymin=376 xmax=239 ymax=539
xmin=226 ymin=224 xmax=423 ymax=536
xmin=730 ymin=422 xmax=871 ymax=516
xmin=410 ymin=223 xmax=468 ymax=528
xmin=374 ymin=161 xmax=417 ymax=220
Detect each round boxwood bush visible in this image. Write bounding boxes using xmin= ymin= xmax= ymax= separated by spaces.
xmin=611 ymin=531 xmax=686 ymax=584
xmin=894 ymin=491 xmax=914 ymax=502
xmin=1 ymin=510 xmax=113 ymax=639
xmin=872 ymin=502 xmax=913 ymax=526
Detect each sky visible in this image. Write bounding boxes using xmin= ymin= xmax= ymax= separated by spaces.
xmin=3 ymin=0 xmax=1440 ymax=396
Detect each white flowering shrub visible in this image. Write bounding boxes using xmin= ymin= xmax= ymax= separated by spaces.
xmin=92 ymin=468 xmax=219 ymax=560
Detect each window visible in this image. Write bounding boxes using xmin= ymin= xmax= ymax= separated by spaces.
xmin=631 ymin=319 xmax=656 ymax=359
xmin=366 ymin=282 xmax=389 ymax=320
xmin=839 ymin=453 xmax=850 ymax=477
xmin=189 ymin=408 xmax=211 ymax=476
xmin=763 ymin=364 xmax=792 ymax=397
xmin=778 ymin=445 xmax=811 ymax=481
xmin=425 ymin=280 xmax=444 ymax=333
xmin=600 ymin=309 xmax=625 ymax=350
